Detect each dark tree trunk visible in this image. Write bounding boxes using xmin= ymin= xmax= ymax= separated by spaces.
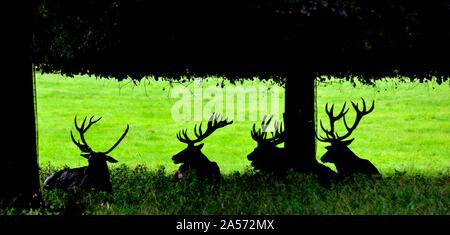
xmin=284 ymin=70 xmax=318 ymax=170
xmin=0 ymin=66 xmax=42 ymax=209
xmin=1 ymin=3 xmax=42 ymax=208
xmin=284 ymin=69 xmax=335 ymax=177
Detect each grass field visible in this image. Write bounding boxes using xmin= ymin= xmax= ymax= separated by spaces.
xmin=36 ymin=73 xmax=450 ymax=176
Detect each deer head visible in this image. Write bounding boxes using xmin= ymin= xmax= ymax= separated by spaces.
xmin=316 ymin=98 xmax=374 ymax=164
xmin=71 ymin=116 xmax=129 ymax=171
xmin=247 ymin=115 xmax=287 ymax=173
xmin=172 ymin=113 xmax=233 ymax=165
xmin=248 ymin=115 xmax=285 ymax=161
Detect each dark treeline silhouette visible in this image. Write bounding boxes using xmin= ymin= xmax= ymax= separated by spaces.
xmin=33 ymin=0 xmax=450 ymax=80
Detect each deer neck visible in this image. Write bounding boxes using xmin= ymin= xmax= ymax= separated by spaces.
xmin=82 ymin=161 xmax=111 ymax=188
xmin=190 ymin=152 xmax=211 ymax=166
xmin=339 ymin=146 xmax=361 ymax=162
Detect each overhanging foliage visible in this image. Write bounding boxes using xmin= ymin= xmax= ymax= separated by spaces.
xmin=32 ymin=0 xmax=450 ymax=83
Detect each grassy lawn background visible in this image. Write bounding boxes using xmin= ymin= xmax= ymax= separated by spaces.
xmin=36 ymin=73 xmax=449 ymax=176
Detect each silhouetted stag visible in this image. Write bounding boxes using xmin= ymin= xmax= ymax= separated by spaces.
xmin=247 ymin=115 xmax=290 ymax=175
xmin=317 ymin=98 xmax=381 ymax=178
xmin=43 ymin=116 xmax=129 ymax=192
xmin=172 ymin=113 xmax=232 ymax=182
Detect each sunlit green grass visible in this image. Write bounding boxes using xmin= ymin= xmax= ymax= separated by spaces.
xmin=36 ymin=73 xmax=449 ymax=176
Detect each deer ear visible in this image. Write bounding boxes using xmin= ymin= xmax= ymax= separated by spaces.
xmin=196 ymin=143 xmax=204 ymax=149
xmin=106 ymin=156 xmax=118 ymax=163
xmin=80 ymin=154 xmax=90 ymax=159
xmin=342 ymin=139 xmax=354 ymax=145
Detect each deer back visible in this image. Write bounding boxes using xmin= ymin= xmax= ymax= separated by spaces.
xmin=43 ymin=166 xmax=86 ymax=190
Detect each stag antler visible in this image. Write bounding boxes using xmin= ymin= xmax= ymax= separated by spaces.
xmin=71 ymin=115 xmax=129 ymax=154
xmin=101 ymin=124 xmax=129 ymax=154
xmin=71 ymin=116 xmax=102 ymax=153
xmin=339 ymin=98 xmax=375 ymax=140
xmin=251 ymin=115 xmax=285 ymax=146
xmin=177 ymin=113 xmax=233 ymax=145
xmin=317 ymin=102 xmax=349 ymax=141
xmin=317 ymin=98 xmax=374 ymax=143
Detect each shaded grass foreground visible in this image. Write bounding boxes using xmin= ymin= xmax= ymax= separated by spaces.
xmin=7 ymin=165 xmax=448 ymax=215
